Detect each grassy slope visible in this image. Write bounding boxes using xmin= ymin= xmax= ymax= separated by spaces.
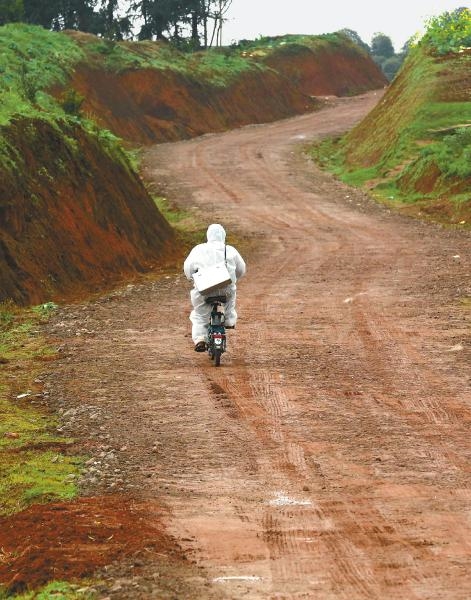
xmin=0 ymin=22 xmax=271 ymax=129
xmin=233 ymin=32 xmax=361 ymax=54
xmin=0 ymin=26 xmax=357 ymax=183
xmin=0 ymin=25 xmax=85 ymax=125
xmin=233 ymin=32 xmax=386 ymax=96
xmin=308 ymin=42 xmax=471 ymax=226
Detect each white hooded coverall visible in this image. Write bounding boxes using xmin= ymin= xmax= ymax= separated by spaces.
xmin=183 ymin=224 xmax=246 ymax=344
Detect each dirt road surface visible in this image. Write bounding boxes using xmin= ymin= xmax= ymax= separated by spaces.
xmin=45 ymin=92 xmax=470 ymax=599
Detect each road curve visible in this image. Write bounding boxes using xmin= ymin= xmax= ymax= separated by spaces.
xmin=141 ymin=92 xmax=470 ymax=599
xmin=41 ymin=93 xmax=471 ymax=599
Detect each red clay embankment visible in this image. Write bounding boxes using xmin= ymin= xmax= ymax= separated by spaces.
xmin=0 ymin=117 xmax=174 ymax=305
xmin=69 ymin=42 xmax=386 ymax=145
xmin=263 ymin=43 xmax=387 ymax=97
xmin=71 ymin=67 xmax=318 ymax=145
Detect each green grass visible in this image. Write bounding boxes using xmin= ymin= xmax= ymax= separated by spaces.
xmin=77 ymin=34 xmax=263 ymax=86
xmin=0 ymin=303 xmax=84 ymax=517
xmin=0 ymin=24 xmax=85 ymax=125
xmin=152 ymin=196 xmax=203 ymax=250
xmin=82 ymin=36 xmax=188 ymax=73
xmin=0 ymin=451 xmax=82 ymax=515
xmin=189 ymin=49 xmax=260 ymax=86
xmin=234 ymin=32 xmax=351 ymax=52
xmin=153 ymin=196 xmax=193 ymax=225
xmin=416 ymin=126 xmax=471 ymax=178
xmin=307 ymin=38 xmax=471 ymax=226
xmin=0 ymin=581 xmax=96 ymax=600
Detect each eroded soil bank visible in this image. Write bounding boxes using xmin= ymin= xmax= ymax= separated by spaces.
xmin=3 ymin=93 xmax=469 ymax=598
xmin=0 ymin=117 xmax=175 ymax=306
xmin=70 ymin=41 xmax=386 ymax=145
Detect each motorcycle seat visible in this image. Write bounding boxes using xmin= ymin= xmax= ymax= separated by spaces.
xmin=205 ymin=295 xmax=227 ymax=304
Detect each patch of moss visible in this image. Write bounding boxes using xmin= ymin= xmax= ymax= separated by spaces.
xmin=153 ymin=196 xmax=194 ymax=226
xmin=0 ymin=451 xmax=82 ymax=515
xmin=0 ymin=304 xmax=84 ymax=517
xmin=0 ymin=581 xmax=96 ymax=600
xmin=0 ymin=396 xmax=64 ymax=451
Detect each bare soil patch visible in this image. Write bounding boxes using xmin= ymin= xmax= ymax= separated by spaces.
xmin=0 ymin=497 xmax=174 ymax=593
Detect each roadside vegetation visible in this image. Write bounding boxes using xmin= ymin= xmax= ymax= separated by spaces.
xmin=0 ymin=302 xmax=88 ymax=597
xmin=0 ymin=581 xmax=95 ymax=600
xmin=0 ymin=24 xmax=85 ymax=125
xmin=233 ymin=32 xmax=353 ymax=53
xmin=71 ymin=30 xmax=267 ymax=85
xmin=308 ymin=8 xmax=471 ymax=226
xmin=0 ymin=302 xmax=83 ymax=516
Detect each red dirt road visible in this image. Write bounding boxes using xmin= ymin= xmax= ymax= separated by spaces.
xmin=37 ymin=93 xmax=471 ymax=598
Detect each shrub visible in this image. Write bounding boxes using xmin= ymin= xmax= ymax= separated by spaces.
xmin=426 ymin=127 xmax=471 ymax=178
xmin=17 ymin=61 xmax=39 ymax=103
xmin=59 ymin=88 xmax=85 ymax=116
xmin=421 ymin=8 xmax=471 ymax=55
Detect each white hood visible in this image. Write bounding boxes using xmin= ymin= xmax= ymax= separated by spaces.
xmin=207 ymin=224 xmax=226 ymax=243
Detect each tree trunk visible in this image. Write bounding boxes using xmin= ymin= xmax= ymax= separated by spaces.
xmin=209 ymin=15 xmax=217 ymax=47
xmin=191 ymin=10 xmax=199 ymax=46
xmin=203 ymin=0 xmax=208 ymax=48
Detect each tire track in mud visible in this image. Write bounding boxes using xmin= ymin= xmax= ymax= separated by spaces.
xmin=142 ymin=92 xmax=471 ymax=599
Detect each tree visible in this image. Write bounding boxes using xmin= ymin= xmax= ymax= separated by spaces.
xmin=100 ymin=0 xmax=118 ymax=36
xmin=58 ymin=0 xmax=100 ymax=32
xmin=208 ymin=0 xmax=231 ymax=47
xmin=22 ymin=0 xmax=61 ymax=28
xmin=95 ymin=0 xmax=132 ymax=38
xmin=0 ymin=0 xmax=233 ymax=46
xmin=338 ymin=28 xmax=370 ymax=53
xmin=21 ymin=0 xmax=99 ymax=31
xmin=0 ymin=0 xmax=24 ymax=25
xmin=371 ymin=32 xmax=394 ymax=58
xmin=381 ymin=56 xmax=403 ymax=81
xmin=131 ymin=0 xmax=187 ymax=40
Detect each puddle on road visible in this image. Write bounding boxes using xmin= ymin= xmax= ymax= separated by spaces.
xmin=268 ymin=491 xmax=313 ymax=507
xmin=213 ymin=576 xmax=263 ymax=583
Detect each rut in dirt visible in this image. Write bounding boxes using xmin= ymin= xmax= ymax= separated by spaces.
xmin=17 ymin=92 xmax=470 ymax=599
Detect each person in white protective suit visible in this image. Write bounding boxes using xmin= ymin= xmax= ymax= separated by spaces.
xmin=183 ymin=224 xmax=246 ymax=351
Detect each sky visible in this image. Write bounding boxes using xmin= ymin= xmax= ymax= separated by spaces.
xmin=222 ymin=1 xmax=469 ymax=51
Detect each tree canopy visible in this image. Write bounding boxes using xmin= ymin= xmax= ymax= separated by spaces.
xmin=338 ymin=28 xmax=370 ymax=53
xmin=370 ymin=32 xmax=395 ymax=58
xmin=0 ymin=0 xmax=232 ymax=46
